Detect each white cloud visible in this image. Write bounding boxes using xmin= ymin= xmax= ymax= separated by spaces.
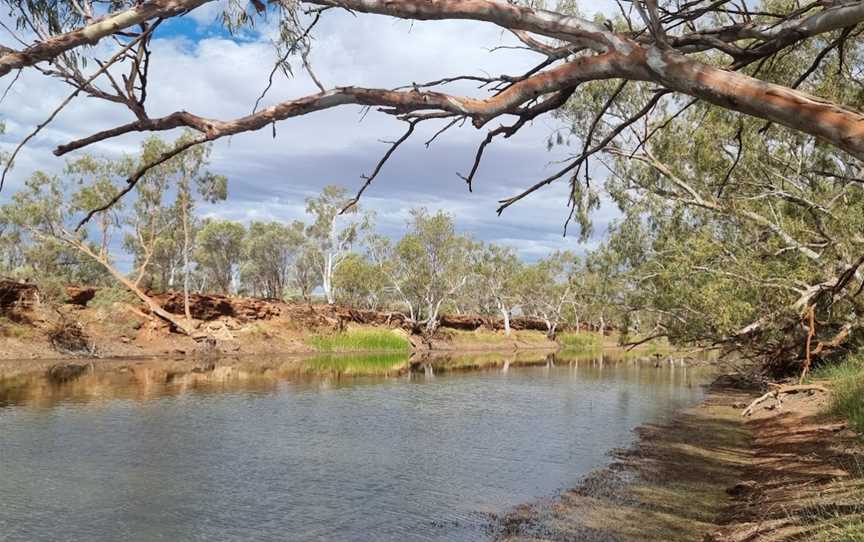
xmin=0 ymin=6 xmax=617 ymax=258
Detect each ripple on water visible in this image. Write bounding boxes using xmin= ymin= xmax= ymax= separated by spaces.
xmin=0 ymin=356 xmax=707 ymax=541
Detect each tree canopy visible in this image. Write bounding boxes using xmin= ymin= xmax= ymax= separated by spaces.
xmin=2 ymin=0 xmax=864 ymax=222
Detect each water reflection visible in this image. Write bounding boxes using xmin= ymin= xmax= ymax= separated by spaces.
xmin=0 ymin=351 xmax=700 ymax=408
xmin=0 ymin=352 xmax=708 ymax=542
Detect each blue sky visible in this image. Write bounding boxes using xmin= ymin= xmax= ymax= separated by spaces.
xmin=0 ymin=1 xmax=621 ymax=266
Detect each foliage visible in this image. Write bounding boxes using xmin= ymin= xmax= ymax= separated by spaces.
xmin=332 ymin=252 xmax=387 ymax=309
xmin=89 ymin=286 xmax=137 ymax=310
xmin=241 ymin=220 xmax=305 ymax=299
xmin=193 ymin=219 xmax=246 ymax=294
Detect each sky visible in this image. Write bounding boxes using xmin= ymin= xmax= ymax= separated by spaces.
xmin=0 ymin=1 xmax=622 ymax=263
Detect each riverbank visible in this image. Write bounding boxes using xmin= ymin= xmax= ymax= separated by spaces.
xmin=492 ymin=375 xmax=864 ymax=541
xmin=1 ymin=281 xmax=666 ymax=361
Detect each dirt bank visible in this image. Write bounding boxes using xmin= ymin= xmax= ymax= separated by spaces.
xmin=0 ymin=281 xmax=572 ymax=360
xmin=492 ymin=376 xmax=864 ymax=541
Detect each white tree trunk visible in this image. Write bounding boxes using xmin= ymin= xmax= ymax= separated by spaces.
xmin=181 ymin=193 xmax=192 ymax=320
xmin=500 ymin=305 xmax=511 ymax=336
xmin=323 ymin=252 xmax=334 ymax=304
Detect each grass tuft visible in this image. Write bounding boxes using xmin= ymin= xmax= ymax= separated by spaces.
xmin=814 ymin=353 xmax=864 ymax=433
xmin=307 ymin=329 xmax=411 ymax=353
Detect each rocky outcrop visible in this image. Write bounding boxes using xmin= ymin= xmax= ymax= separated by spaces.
xmin=0 ymin=280 xmax=38 ymax=313
xmin=151 ymin=292 xmax=282 ymax=321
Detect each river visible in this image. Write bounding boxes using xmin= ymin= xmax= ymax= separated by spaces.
xmin=0 ymin=353 xmax=706 ymax=541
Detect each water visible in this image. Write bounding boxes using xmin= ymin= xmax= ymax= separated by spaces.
xmin=0 ymin=354 xmax=707 ymax=541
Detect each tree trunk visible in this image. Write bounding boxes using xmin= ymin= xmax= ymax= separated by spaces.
xmin=323 ymin=252 xmax=334 ymax=304
xmin=500 ymin=305 xmax=511 ymax=336
xmin=69 ymin=237 xmax=197 ymax=336
xmin=181 ymin=191 xmax=192 ymax=321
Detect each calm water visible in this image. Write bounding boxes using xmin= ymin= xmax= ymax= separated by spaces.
xmin=0 ymin=354 xmax=706 ymax=541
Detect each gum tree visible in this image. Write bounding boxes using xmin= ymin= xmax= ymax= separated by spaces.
xmin=305 ymin=186 xmax=373 ymax=305
xmin=3 ymin=0 xmax=864 ymax=223
xmin=473 ymin=242 xmax=523 ymax=335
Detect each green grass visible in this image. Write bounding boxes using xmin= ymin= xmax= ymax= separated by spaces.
xmin=813 ymin=353 xmax=864 ymax=433
xmin=303 ymin=353 xmax=410 ymax=376
xmin=812 ymin=518 xmax=864 ymax=542
xmin=306 ymin=329 xmax=411 ymax=353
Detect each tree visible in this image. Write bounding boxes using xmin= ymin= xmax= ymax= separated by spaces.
xmin=372 ymin=209 xmax=471 ymax=333
xmin=590 ymin=78 xmax=864 ymax=374
xmin=332 ymin=252 xmax=388 ymax=309
xmin=517 ymin=251 xmax=576 ymax=338
xmin=473 ymin=242 xmax=522 ymax=335
xmin=305 ymin=186 xmax=373 ymax=304
xmin=241 ymin=220 xmax=305 ymax=299
xmin=1 ymin=167 xmax=196 ymax=334
xmin=292 ymin=244 xmax=321 ymax=303
xmin=194 ymin=219 xmax=246 ymax=295
xmin=5 ymin=0 xmax=864 ymax=224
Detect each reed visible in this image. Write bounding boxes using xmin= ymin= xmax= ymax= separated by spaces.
xmin=307 ymin=329 xmax=411 ymax=353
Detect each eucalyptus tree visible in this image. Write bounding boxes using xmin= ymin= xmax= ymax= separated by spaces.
xmin=332 ymin=252 xmax=388 ymax=309
xmin=590 ymin=63 xmax=864 ymax=373
xmin=241 ymin=220 xmax=306 ymax=299
xmin=516 ymin=251 xmax=576 ymax=338
xmin=370 ymin=209 xmax=472 ymax=333
xmin=6 ymin=0 xmax=864 ymax=228
xmin=473 ymin=242 xmax=523 ymax=335
xmin=0 ymin=167 xmax=196 ymax=332
xmin=292 ymin=244 xmax=322 ymax=303
xmin=305 ymin=186 xmax=373 ymax=304
xmin=193 ymin=219 xmax=246 ymax=295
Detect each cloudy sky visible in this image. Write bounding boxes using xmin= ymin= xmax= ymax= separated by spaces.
xmin=0 ymin=2 xmax=621 ymax=263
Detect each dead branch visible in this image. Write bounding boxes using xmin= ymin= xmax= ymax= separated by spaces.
xmin=742 ymin=384 xmax=828 ymax=417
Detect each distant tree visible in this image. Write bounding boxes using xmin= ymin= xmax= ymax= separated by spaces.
xmin=372 ymin=209 xmax=471 ymax=333
xmin=292 ymin=244 xmax=321 ymax=303
xmin=517 ymin=251 xmax=576 ymax=338
xmin=194 ymin=219 xmax=245 ymax=295
xmin=473 ymin=242 xmax=522 ymax=335
xmin=124 ymin=133 xmax=227 ymax=318
xmin=332 ymin=252 xmax=388 ymax=310
xmin=305 ymin=186 xmax=373 ymax=304
xmin=241 ymin=220 xmax=305 ymax=299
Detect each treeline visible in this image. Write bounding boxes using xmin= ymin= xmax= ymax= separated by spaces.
xmin=0 ymin=134 xmax=621 ymax=337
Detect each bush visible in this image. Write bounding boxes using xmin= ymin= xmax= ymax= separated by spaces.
xmin=90 ymin=286 xmax=137 ymax=310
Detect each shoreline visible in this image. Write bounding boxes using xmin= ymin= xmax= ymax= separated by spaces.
xmin=492 ymin=375 xmax=864 ymax=541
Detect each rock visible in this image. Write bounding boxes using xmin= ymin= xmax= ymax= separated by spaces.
xmin=65 ymin=286 xmax=97 ymax=306
xmin=0 ymin=280 xmax=38 ymax=313
xmin=151 ymin=291 xmax=282 ymax=322
xmin=726 ymin=480 xmax=759 ymax=497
